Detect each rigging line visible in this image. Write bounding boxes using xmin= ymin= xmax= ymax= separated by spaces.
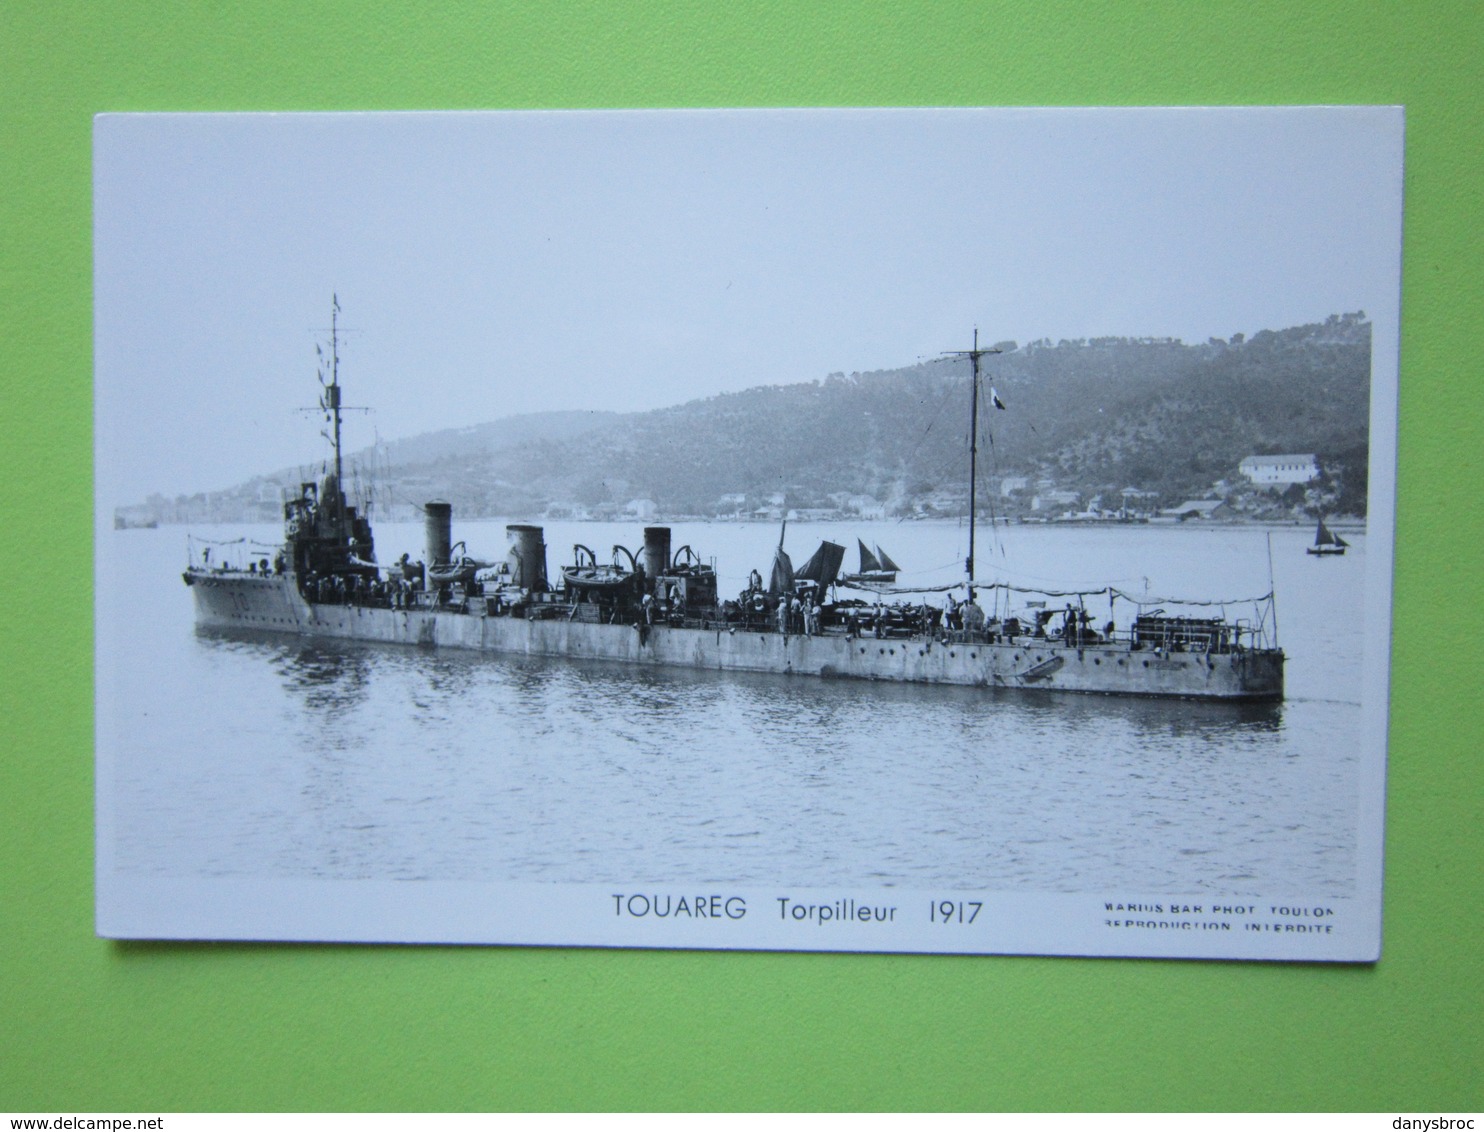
xmin=982 ymin=558 xmax=1148 ymax=583
xmin=890 ymin=376 xmax=969 ymax=525
xmin=375 ymin=480 xmax=438 ymax=516
xmin=901 ymin=369 xmax=964 ymax=457
xmin=917 ymin=443 xmax=973 ymax=487
xmin=979 ymin=383 xmax=1007 ymax=558
xmin=904 ymin=378 xmax=977 ymax=533
xmin=1108 ymin=587 xmax=1274 ymax=608
xmin=864 ymin=580 xmax=1276 ymax=606
xmin=967 ymin=359 xmax=1011 ymax=560
xmin=892 ymin=558 xmax=967 ymax=577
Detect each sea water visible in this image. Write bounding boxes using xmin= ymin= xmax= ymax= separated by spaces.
xmin=97 ymin=519 xmax=1368 ymax=896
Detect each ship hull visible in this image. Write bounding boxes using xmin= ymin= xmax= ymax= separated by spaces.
xmin=187 ymin=571 xmax=1284 ymax=701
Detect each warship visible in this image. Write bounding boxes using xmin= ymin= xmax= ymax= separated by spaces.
xmin=184 ymin=308 xmax=1285 ymax=701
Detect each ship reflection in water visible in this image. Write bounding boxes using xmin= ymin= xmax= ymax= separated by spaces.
xmin=253 ymin=626 xmax=1288 ymax=738
xmin=179 ymin=619 xmax=1330 ymax=897
xmin=104 ymin=519 xmax=1361 ymax=897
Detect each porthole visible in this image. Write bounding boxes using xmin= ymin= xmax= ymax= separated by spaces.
xmin=970 ymin=652 xmax=977 ymax=659
xmin=1143 ymin=660 xmax=1149 ymax=668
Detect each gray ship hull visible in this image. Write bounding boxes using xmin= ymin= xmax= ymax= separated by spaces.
xmin=186 ymin=569 xmax=1285 ymax=700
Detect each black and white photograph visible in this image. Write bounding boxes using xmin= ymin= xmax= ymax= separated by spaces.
xmin=94 ymin=107 xmax=1401 ymax=959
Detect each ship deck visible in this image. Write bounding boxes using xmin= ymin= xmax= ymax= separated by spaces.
xmin=185 ymin=569 xmax=1285 ymax=700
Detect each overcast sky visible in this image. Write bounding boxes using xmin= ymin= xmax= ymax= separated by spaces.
xmin=94 ymin=107 xmax=1403 ymax=504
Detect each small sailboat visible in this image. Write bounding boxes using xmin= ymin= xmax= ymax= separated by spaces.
xmin=1307 ymin=517 xmax=1349 ymax=556
xmin=841 ymin=539 xmax=901 ymax=586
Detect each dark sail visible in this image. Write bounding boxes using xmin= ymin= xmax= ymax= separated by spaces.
xmin=768 ymin=546 xmax=795 ymax=594
xmin=1309 ymin=517 xmax=1349 ymax=555
xmin=875 ymin=545 xmax=901 ymax=573
xmin=797 ymin=541 xmax=846 ymax=589
xmin=857 ymin=540 xmax=882 ymax=573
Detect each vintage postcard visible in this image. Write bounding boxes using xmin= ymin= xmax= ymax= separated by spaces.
xmin=95 ymin=107 xmax=1402 ymax=959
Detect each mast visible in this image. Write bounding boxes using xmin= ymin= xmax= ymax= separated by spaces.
xmin=1266 ymin=531 xmax=1279 ymax=649
xmin=942 ymin=329 xmax=1001 ymax=603
xmin=304 ymin=294 xmax=368 ymax=531
xmin=329 ymin=295 xmax=344 ymax=495
xmin=968 ymin=329 xmax=980 ymax=599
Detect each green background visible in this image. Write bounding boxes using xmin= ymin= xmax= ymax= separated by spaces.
xmin=3 ymin=1 xmax=1480 ymax=1112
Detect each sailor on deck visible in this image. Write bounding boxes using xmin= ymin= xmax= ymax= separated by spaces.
xmin=962 ymin=600 xmax=985 ymax=633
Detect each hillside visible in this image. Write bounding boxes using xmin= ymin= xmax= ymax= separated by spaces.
xmin=125 ymin=313 xmax=1372 ymax=525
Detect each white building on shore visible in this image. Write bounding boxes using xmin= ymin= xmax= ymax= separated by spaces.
xmin=1239 ymin=454 xmax=1319 ymax=486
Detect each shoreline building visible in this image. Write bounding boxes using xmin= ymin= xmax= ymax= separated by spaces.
xmin=1240 ymin=454 xmax=1320 ymax=487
